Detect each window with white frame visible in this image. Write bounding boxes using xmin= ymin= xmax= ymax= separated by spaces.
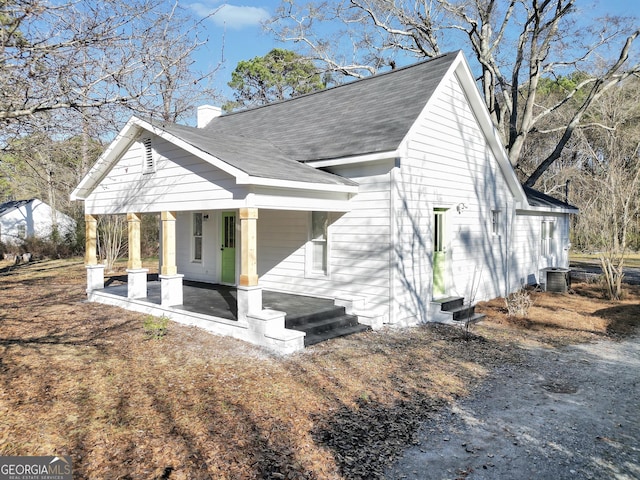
xmin=193 ymin=212 xmax=203 ymax=262
xmin=541 ymin=220 xmax=555 ymax=257
xmin=309 ymin=211 xmax=328 ymax=275
xmin=491 ymin=210 xmax=501 ymax=236
xmin=141 ymin=137 xmax=155 ymax=174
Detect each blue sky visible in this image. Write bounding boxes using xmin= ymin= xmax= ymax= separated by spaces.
xmin=187 ymin=0 xmax=639 ymax=100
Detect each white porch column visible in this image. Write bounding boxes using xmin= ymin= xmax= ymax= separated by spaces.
xmin=237 ymin=207 xmax=261 ymax=321
xmin=126 ymin=212 xmax=148 ymax=299
xmin=85 ymin=214 xmax=104 ymax=294
xmin=159 ymin=211 xmax=183 ymax=306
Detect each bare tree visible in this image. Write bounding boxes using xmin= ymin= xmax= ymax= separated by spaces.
xmin=573 ymin=79 xmax=640 ymax=299
xmin=98 ymin=215 xmax=127 ymax=272
xmin=268 ymin=0 xmax=640 ymax=187
xmin=0 ymin=0 xmax=222 ymax=139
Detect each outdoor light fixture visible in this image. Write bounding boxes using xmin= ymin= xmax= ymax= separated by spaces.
xmin=456 ymin=203 xmax=467 ymax=214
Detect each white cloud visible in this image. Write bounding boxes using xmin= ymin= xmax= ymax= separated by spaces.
xmin=190 ymin=2 xmax=271 ymax=29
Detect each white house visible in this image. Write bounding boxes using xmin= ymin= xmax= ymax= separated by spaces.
xmin=71 ymin=51 xmax=577 ymax=353
xmin=0 ymin=199 xmax=76 ymax=245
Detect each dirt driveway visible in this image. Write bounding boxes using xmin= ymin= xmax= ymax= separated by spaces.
xmin=386 ymin=335 xmax=640 ymax=480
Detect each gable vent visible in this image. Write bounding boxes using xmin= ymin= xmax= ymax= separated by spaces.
xmin=142 ymin=137 xmax=155 ymax=173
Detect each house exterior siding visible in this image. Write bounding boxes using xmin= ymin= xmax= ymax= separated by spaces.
xmin=176 ymin=210 xmax=222 ymax=283
xmin=393 ymin=73 xmax=516 ymax=325
xmin=72 ymin=51 xmax=577 ymax=352
xmin=84 ymin=135 xmax=246 ymax=215
xmin=511 ymin=212 xmax=571 ymax=288
xmin=257 ymin=160 xmax=394 ymax=322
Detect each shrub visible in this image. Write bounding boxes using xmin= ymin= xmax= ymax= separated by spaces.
xmin=505 ymin=287 xmax=533 ymax=318
xmin=143 ymin=315 xmax=169 ymax=339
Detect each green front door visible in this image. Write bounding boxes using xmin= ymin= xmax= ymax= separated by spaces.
xmin=433 ymin=209 xmax=447 ymax=298
xmin=221 ymin=212 xmax=236 ymax=284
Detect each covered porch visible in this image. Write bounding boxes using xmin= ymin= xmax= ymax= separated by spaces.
xmin=71 ymin=115 xmax=360 ymax=353
xmin=82 ymin=204 xmax=367 ymax=353
xmin=90 ymin=277 xmax=367 ymax=350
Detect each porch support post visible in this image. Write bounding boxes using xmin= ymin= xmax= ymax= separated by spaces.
xmin=126 ymin=212 xmax=148 ymax=299
xmin=85 ymin=214 xmax=98 ymax=265
xmin=84 ymin=214 xmax=104 ymax=294
xmin=237 ymin=207 xmax=261 ymax=322
xmin=159 ymin=211 xmax=183 ymax=306
xmin=239 ymin=207 xmax=259 ymax=287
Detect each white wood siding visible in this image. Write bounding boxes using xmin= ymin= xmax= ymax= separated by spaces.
xmin=393 ymin=73 xmax=516 ymax=324
xmin=84 ymin=135 xmax=249 ymax=215
xmin=511 ymin=212 xmax=570 ymax=288
xmin=257 ymin=160 xmax=394 ymax=321
xmin=176 ymin=210 xmax=222 ymax=283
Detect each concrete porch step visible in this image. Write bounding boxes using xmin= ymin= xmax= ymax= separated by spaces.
xmin=433 ymin=296 xmax=485 ymax=325
xmin=285 ymin=305 xmax=349 ymax=328
xmin=303 ymin=323 xmax=371 ymax=346
xmin=434 ymin=296 xmax=465 ymax=312
xmin=449 ymin=304 xmax=478 ymax=321
xmin=285 ymin=305 xmax=370 ymax=346
xmin=452 ymin=312 xmax=486 ymax=325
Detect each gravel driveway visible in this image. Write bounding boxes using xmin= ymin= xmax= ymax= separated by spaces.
xmin=386 ymin=335 xmax=640 ymax=479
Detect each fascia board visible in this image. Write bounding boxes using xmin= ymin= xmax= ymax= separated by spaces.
xmin=236 ymin=176 xmax=358 ymax=193
xmin=396 ymin=54 xmax=461 ymax=155
xmin=517 ymin=206 xmax=579 ymax=215
xmin=305 ymin=150 xmax=399 ymax=168
xmin=397 ymin=51 xmax=527 ymax=206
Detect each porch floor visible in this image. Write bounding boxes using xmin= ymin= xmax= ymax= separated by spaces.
xmin=102 ymin=278 xmax=336 ymax=321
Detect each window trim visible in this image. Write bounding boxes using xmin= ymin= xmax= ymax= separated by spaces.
xmin=192 ymin=212 xmax=203 ymax=262
xmin=306 ymin=211 xmax=330 ymax=278
xmin=541 ymin=219 xmax=555 ymax=258
xmin=491 ymin=209 xmax=501 ymax=236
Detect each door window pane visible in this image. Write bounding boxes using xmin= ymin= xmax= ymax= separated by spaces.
xmin=434 ymin=210 xmax=445 ymax=252
xmin=224 ymin=215 xmax=235 ymax=248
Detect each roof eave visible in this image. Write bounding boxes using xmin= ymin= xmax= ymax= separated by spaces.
xmin=237 ymin=176 xmax=358 ymax=193
xmin=305 ymin=150 xmax=399 ymax=168
xmin=517 ymin=206 xmax=579 ymax=214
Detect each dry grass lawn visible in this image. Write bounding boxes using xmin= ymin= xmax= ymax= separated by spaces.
xmin=0 ymin=259 xmax=638 ymax=479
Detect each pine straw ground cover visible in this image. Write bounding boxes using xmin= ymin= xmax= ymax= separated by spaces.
xmin=0 ymin=259 xmax=638 ymax=479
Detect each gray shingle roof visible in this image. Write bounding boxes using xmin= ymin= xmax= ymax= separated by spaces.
xmin=523 ymin=186 xmax=577 ymax=210
xmin=205 ymin=52 xmax=459 ymax=162
xmin=146 ymin=52 xmax=458 ymax=184
xmin=151 ymin=122 xmax=356 ymax=186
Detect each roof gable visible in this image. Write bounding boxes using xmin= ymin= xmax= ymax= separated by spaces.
xmin=74 ymin=51 xmax=539 ymax=208
xmin=204 ymin=52 xmax=459 ymax=162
